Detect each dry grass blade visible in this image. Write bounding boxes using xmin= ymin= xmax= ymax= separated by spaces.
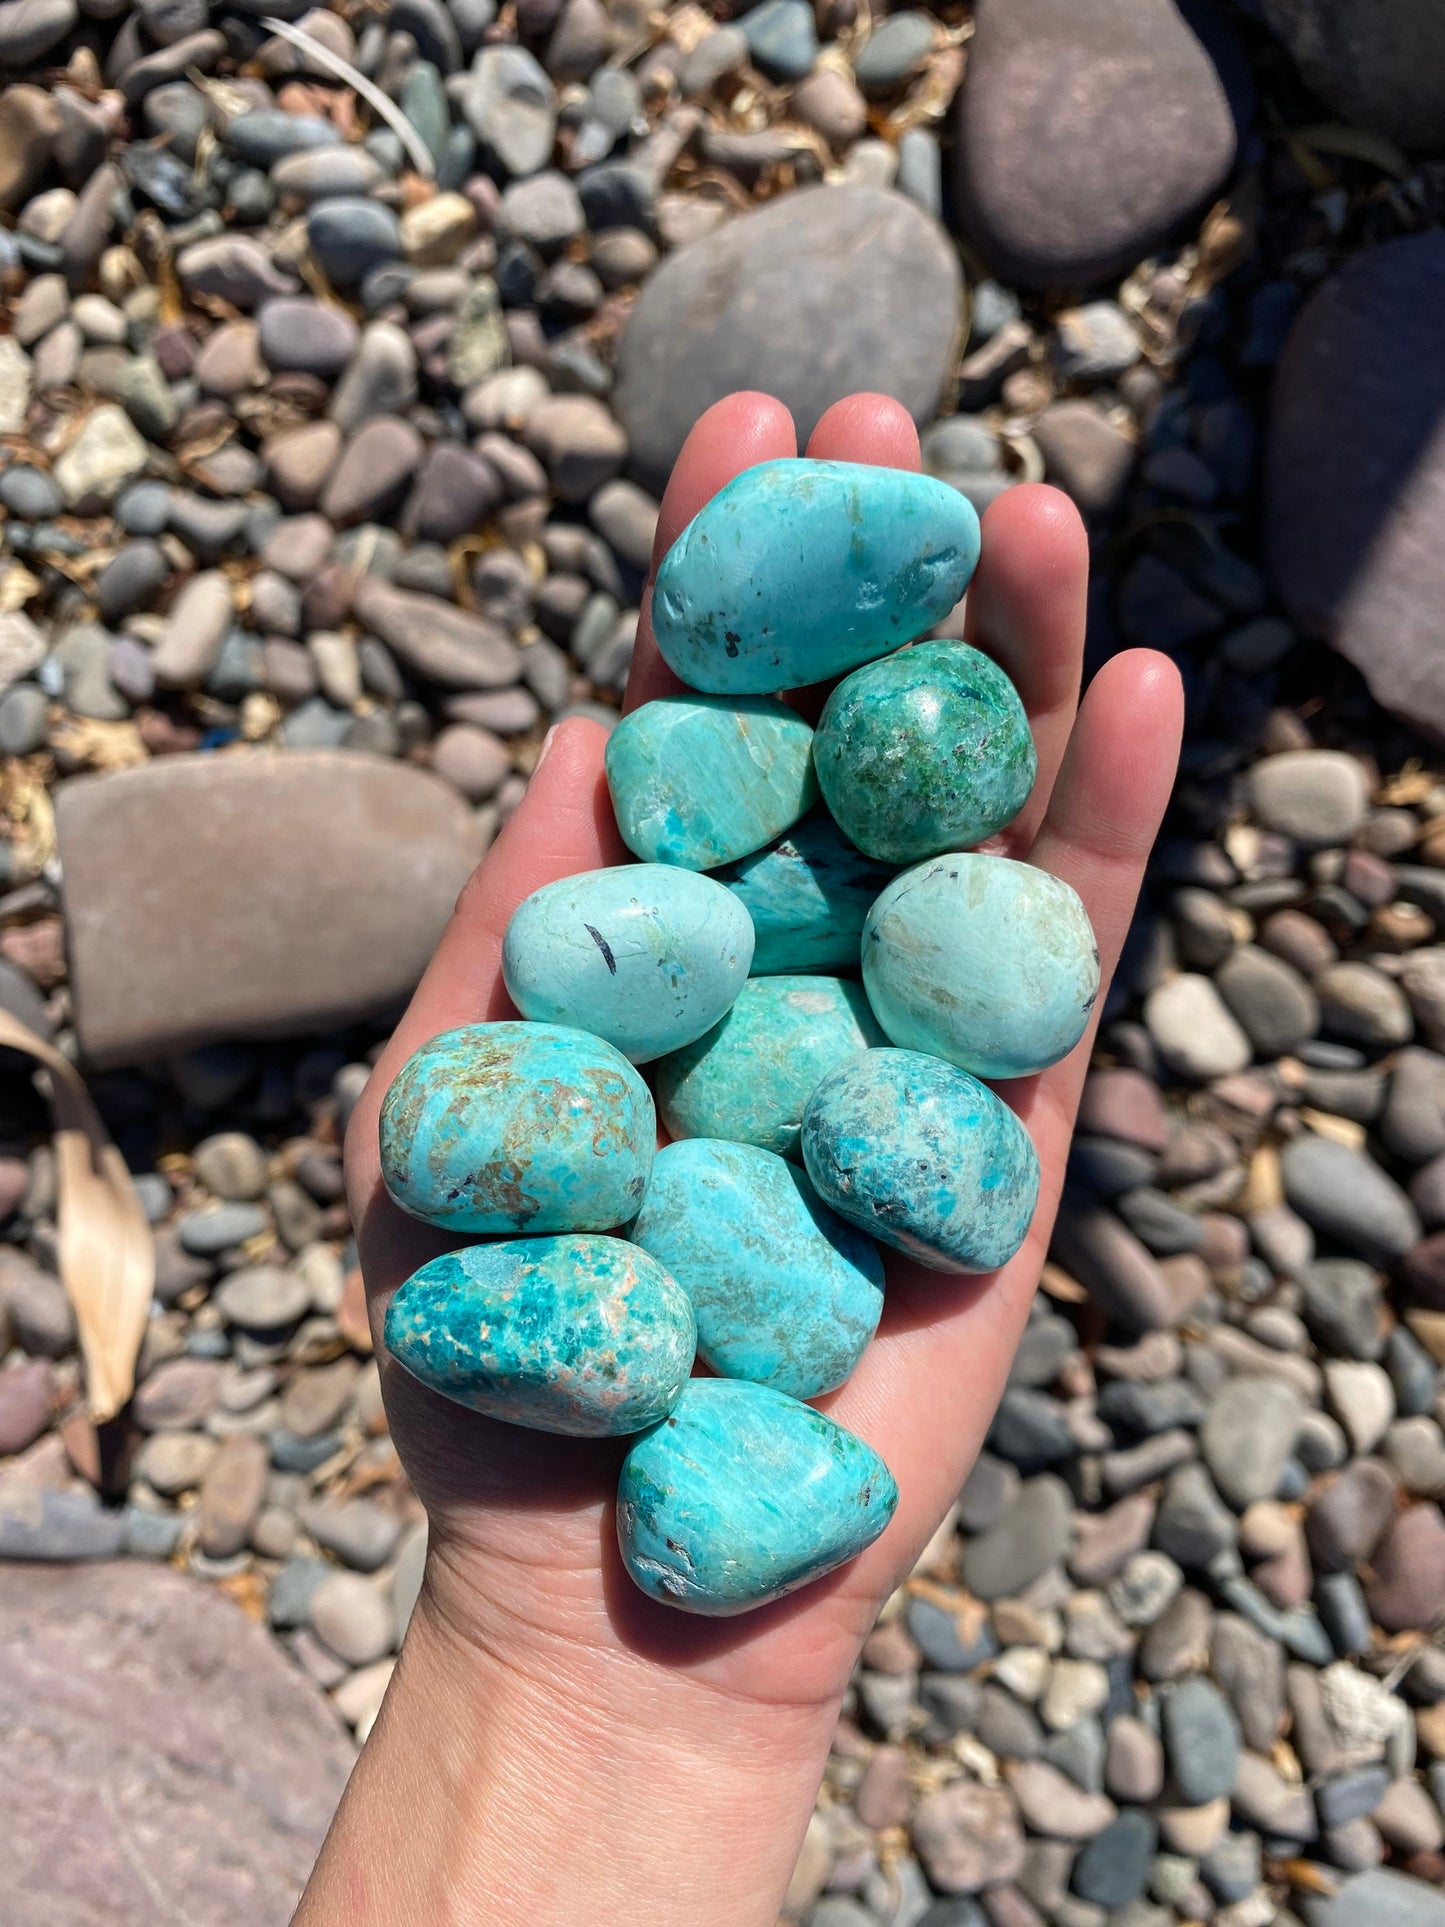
xmin=260 ymin=15 xmax=436 ymax=178
xmin=0 ymin=1012 xmax=153 ymax=1422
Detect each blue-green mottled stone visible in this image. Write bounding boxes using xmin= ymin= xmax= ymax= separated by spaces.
xmin=652 ymin=458 xmax=981 ymax=695
xmin=617 ymin=1378 xmax=898 ymax=1614
xmin=604 ymin=694 xmax=819 ymax=870
xmin=801 ymin=1048 xmax=1040 ymax=1272
xmin=814 ymin=640 xmax=1036 ymax=864
xmin=864 ymin=854 xmax=1099 ymax=1079
xmin=502 ymin=864 xmax=754 ymax=1064
xmin=629 ymin=1139 xmax=884 ymax=1398
xmin=384 ymin=1235 xmax=695 ymax=1436
xmin=378 ymin=1021 xmax=654 ymax=1234
xmin=711 ymin=810 xmax=896 ymax=974
xmin=653 ymin=975 xmax=884 ymax=1157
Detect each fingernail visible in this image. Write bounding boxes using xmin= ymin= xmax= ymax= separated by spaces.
xmin=533 ymin=723 xmax=559 ymax=773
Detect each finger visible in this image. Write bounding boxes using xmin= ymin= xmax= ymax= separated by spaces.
xmin=966 ymin=483 xmax=1090 ymax=853
xmin=625 ymin=393 xmax=798 ymax=713
xmin=806 ymin=393 xmax=921 ymax=469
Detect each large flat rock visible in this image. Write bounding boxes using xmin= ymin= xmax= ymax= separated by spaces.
xmin=0 ymin=1561 xmax=354 ymax=1926
xmin=1260 ymin=0 xmax=1445 ymax=153
xmin=612 ymin=185 xmax=963 ymax=494
xmin=58 ymin=751 xmax=482 ymax=1066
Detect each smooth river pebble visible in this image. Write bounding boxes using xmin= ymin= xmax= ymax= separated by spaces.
xmin=616 ymin=1378 xmax=898 ymax=1614
xmin=863 ymin=854 xmax=1100 ymax=1079
xmin=385 ymin=1235 xmax=695 ymax=1435
xmin=630 ymin=1138 xmax=885 ymax=1398
xmin=379 ymin=1021 xmax=654 ymax=1234
xmin=802 ymin=1047 xmax=1040 ymax=1271
xmin=502 ymin=863 xmax=754 ymax=1063
xmin=651 ymin=458 xmax=980 ymax=694
xmin=712 ymin=809 xmax=896 ymax=973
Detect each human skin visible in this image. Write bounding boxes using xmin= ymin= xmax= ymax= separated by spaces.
xmin=295 ymin=390 xmax=1183 ymax=1927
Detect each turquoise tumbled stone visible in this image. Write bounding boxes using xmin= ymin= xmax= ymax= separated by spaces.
xmin=502 ymin=864 xmax=754 ymax=1064
xmin=712 ymin=810 xmax=896 ymax=974
xmin=604 ymin=694 xmax=819 ymax=870
xmin=630 ymin=1139 xmax=884 ymax=1399
xmin=617 ymin=1378 xmax=898 ymax=1615
xmin=864 ymin=854 xmax=1099 ymax=1078
xmin=802 ymin=1048 xmax=1040 ymax=1273
xmin=814 ymin=640 xmax=1036 ymax=864
xmin=384 ymin=1235 xmax=695 ymax=1436
xmin=653 ymin=974 xmax=884 ymax=1157
xmin=379 ymin=1021 xmax=654 ymax=1234
xmin=651 ymin=458 xmax=981 ymax=694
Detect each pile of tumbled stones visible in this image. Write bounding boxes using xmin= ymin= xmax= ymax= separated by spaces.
xmin=3 ymin=0 xmax=1445 ymax=1921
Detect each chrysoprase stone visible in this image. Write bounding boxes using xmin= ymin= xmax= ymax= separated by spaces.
xmin=814 ymin=640 xmax=1036 ymax=864
xmin=384 ymin=1235 xmax=695 ymax=1436
xmin=502 ymin=864 xmax=754 ymax=1064
xmin=379 ymin=1021 xmax=654 ymax=1234
xmin=712 ymin=810 xmax=896 ymax=974
xmin=616 ymin=1378 xmax=898 ymax=1615
xmin=653 ymin=974 xmax=884 ymax=1157
xmin=651 ymin=458 xmax=980 ymax=694
xmin=864 ymin=854 xmax=1099 ymax=1078
xmin=605 ymin=694 xmax=819 ymax=870
xmin=802 ymin=1047 xmax=1039 ymax=1272
xmin=630 ymin=1139 xmax=885 ymax=1399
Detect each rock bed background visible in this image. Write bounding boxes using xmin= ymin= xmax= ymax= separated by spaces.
xmin=3 ymin=0 xmax=1445 ymax=1922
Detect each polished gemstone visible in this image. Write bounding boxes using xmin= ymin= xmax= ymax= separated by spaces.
xmin=802 ymin=1047 xmax=1040 ymax=1272
xmin=651 ymin=458 xmax=980 ymax=694
xmin=502 ymin=863 xmax=754 ymax=1064
xmin=617 ymin=1378 xmax=898 ymax=1614
xmin=604 ymin=694 xmax=818 ymax=870
xmin=384 ymin=1235 xmax=695 ymax=1436
xmin=814 ymin=639 xmax=1036 ymax=864
xmin=630 ymin=1138 xmax=884 ymax=1398
xmin=653 ymin=974 xmax=883 ymax=1157
xmin=712 ymin=809 xmax=896 ymax=974
xmin=864 ymin=854 xmax=1099 ymax=1078
xmin=378 ymin=1021 xmax=654 ymax=1234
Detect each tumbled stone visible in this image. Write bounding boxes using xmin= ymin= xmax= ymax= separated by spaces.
xmin=502 ymin=864 xmax=753 ymax=1064
xmin=1162 ymin=1675 xmax=1241 ymax=1804
xmin=864 ymin=854 xmax=1099 ymax=1080
xmin=617 ymin=1378 xmax=897 ymax=1615
xmin=713 ymin=812 xmax=896 ymax=976
xmin=1200 ymin=1376 xmax=1301 ymax=1509
xmin=605 ymin=695 xmax=818 ymax=870
xmin=631 ymin=1139 xmax=883 ymax=1399
xmin=803 ymin=1048 xmax=1040 ymax=1272
xmin=652 ymin=460 xmax=979 ymax=696
xmin=350 ymin=576 xmax=521 ymax=690
xmin=911 ymin=1781 xmax=1026 ymax=1894
xmin=386 ymin=1235 xmax=694 ymax=1436
xmin=379 ymin=1021 xmax=654 ymax=1234
xmin=1365 ymin=1505 xmax=1445 ymax=1633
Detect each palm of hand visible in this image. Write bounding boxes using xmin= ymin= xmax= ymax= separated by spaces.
xmin=344 ymin=393 xmax=1181 ymax=1780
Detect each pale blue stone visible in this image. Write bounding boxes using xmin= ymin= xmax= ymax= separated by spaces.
xmin=712 ymin=810 xmax=896 ymax=974
xmin=630 ymin=1139 xmax=884 ymax=1398
xmin=605 ymin=694 xmax=818 ymax=869
xmin=651 ymin=458 xmax=980 ymax=694
xmin=385 ymin=1235 xmax=695 ymax=1437
xmin=378 ymin=1021 xmax=654 ymax=1234
xmin=653 ymin=975 xmax=884 ymax=1157
xmin=502 ymin=863 xmax=754 ymax=1064
xmin=864 ymin=854 xmax=1100 ymax=1079
xmin=617 ymin=1378 xmax=898 ymax=1615
xmin=802 ymin=1047 xmax=1040 ymax=1272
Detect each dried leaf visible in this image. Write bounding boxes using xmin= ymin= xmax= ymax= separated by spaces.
xmin=47 ymin=716 xmax=148 ymax=770
xmin=0 ymin=563 xmax=41 ymax=612
xmin=1294 ymin=121 xmax=1412 ymax=180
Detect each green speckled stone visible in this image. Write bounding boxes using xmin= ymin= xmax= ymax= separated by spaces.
xmin=617 ymin=1378 xmax=898 ymax=1615
xmin=802 ymin=1047 xmax=1040 ymax=1272
xmin=379 ymin=1021 xmax=654 ymax=1234
xmin=652 ymin=974 xmax=884 ymax=1157
xmin=630 ymin=1138 xmax=884 ymax=1398
xmin=864 ymin=854 xmax=1099 ymax=1078
xmin=605 ymin=694 xmax=819 ymax=870
xmin=502 ymin=863 xmax=754 ymax=1064
xmin=814 ymin=640 xmax=1036 ymax=864
xmin=651 ymin=458 xmax=981 ymax=694
xmin=711 ymin=810 xmax=896 ymax=974
xmin=384 ymin=1235 xmax=695 ymax=1436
